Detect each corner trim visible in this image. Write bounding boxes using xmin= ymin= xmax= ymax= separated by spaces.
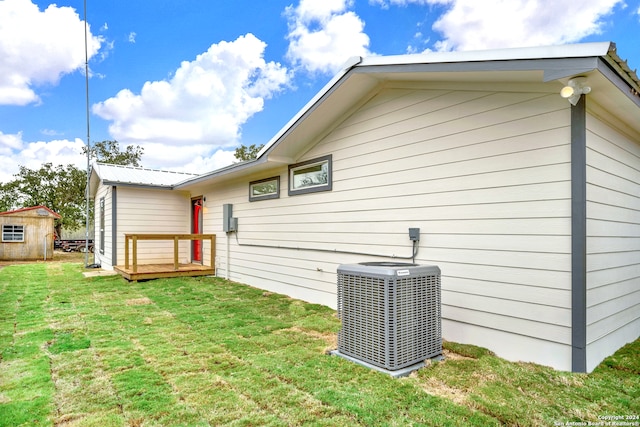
xmin=571 ymin=95 xmax=587 ymax=373
xmin=112 ymin=186 xmax=117 ymax=267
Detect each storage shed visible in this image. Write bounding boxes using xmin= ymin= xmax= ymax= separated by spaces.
xmin=91 ymin=42 xmax=640 ymax=372
xmin=0 ymin=206 xmax=61 ymax=261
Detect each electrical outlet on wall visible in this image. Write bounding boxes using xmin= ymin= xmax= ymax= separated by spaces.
xmin=409 ymin=228 xmax=420 ymax=241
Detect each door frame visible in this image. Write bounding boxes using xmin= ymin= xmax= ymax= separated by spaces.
xmin=191 ymin=197 xmax=204 ymax=263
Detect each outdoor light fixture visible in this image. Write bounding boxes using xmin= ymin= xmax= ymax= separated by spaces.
xmin=560 ymin=77 xmax=591 ymax=106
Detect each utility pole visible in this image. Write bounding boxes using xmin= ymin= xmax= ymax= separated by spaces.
xmin=83 ymin=0 xmax=91 ymax=267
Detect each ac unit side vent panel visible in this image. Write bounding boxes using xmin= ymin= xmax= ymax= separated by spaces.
xmin=337 ymin=263 xmax=441 ymax=371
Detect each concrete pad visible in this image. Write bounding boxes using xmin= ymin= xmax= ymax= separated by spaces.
xmin=82 ymin=269 xmax=119 ymax=278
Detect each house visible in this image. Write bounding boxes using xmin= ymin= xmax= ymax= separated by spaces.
xmin=89 ymin=163 xmax=199 ymax=267
xmin=90 ymin=42 xmax=640 ymax=373
xmin=0 ymin=205 xmax=61 ymax=261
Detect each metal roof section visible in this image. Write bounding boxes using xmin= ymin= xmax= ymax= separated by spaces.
xmin=93 ymin=162 xmax=198 ymax=188
xmin=358 ymin=42 xmax=614 ymax=66
xmin=171 ymin=42 xmax=640 ymax=189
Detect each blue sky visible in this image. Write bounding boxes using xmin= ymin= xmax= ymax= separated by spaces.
xmin=1 ymin=0 xmax=639 ymax=182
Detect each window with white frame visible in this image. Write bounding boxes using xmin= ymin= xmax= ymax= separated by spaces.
xmin=2 ymin=225 xmax=25 ymax=242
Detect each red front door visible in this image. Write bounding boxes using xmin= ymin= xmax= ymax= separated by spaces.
xmin=192 ymin=198 xmax=203 ymax=262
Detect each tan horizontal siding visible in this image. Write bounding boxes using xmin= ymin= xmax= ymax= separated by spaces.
xmin=208 ymin=87 xmax=575 ymax=367
xmin=585 ymin=113 xmax=640 ymax=370
xmin=442 ymin=304 xmax=571 ymax=343
xmin=588 ymin=236 xmax=640 ymax=253
xmin=116 ymin=188 xmax=191 ymax=265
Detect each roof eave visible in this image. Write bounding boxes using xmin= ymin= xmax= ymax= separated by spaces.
xmin=256 ymin=56 xmax=364 ymax=160
xmin=175 ymin=157 xmax=266 ymax=188
xmin=128 ymin=43 xmax=640 ymax=191
xmin=100 ymin=180 xmax=176 ymax=190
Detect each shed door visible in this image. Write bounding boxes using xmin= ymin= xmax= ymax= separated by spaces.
xmin=192 ymin=198 xmax=203 ymax=263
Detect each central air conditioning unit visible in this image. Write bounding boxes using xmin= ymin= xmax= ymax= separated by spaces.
xmin=334 ymin=262 xmax=441 ymax=376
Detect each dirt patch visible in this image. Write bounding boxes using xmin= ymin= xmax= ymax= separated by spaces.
xmin=0 ymin=250 xmax=90 ymax=268
xmin=417 ymin=376 xmax=469 ymax=405
xmin=442 ymin=348 xmax=475 ymax=361
xmin=277 ymin=326 xmax=338 ymax=353
xmin=126 ymin=298 xmax=154 ymax=306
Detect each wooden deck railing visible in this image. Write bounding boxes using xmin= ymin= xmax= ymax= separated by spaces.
xmin=124 ymin=233 xmax=216 ymax=273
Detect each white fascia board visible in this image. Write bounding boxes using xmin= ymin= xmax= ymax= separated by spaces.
xmin=256 ymin=56 xmax=363 ymax=158
xmin=358 ymin=42 xmax=614 ymax=67
xmin=256 ymin=43 xmax=614 ymax=159
xmin=177 ymin=42 xmax=640 ymax=189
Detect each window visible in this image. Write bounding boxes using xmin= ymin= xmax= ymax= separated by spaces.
xmin=288 ymin=155 xmax=332 ymax=196
xmin=249 ymin=176 xmax=280 ymax=202
xmin=99 ymin=198 xmax=105 ymax=254
xmin=2 ymin=225 xmax=24 ymax=242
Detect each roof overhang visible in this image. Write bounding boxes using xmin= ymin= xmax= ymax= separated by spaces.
xmin=91 ymin=162 xmax=199 ymax=196
xmin=173 ymin=42 xmax=639 ymax=189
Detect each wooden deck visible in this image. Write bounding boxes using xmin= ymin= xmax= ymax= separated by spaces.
xmin=114 ymin=263 xmax=215 ymax=281
xmin=115 ymin=233 xmax=216 ymax=281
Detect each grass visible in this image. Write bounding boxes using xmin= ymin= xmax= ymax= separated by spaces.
xmin=0 ymin=262 xmax=638 ymax=426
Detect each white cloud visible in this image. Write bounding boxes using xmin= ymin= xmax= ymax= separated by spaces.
xmin=93 ymin=33 xmax=289 ymax=162
xmin=0 ymin=132 xmax=87 ymax=182
xmin=285 ymin=0 xmax=371 ymax=74
xmin=0 ymin=131 xmax=24 ymax=154
xmin=178 ymin=149 xmax=237 ymax=174
xmin=130 ymin=142 xmax=235 ymax=173
xmin=40 ymin=129 xmax=64 ymax=136
xmin=128 ymin=32 xmax=136 ymax=43
xmin=369 ymin=0 xmax=431 ymax=7
xmin=425 ymin=0 xmax=623 ymax=51
xmin=0 ymin=0 xmax=104 ymax=106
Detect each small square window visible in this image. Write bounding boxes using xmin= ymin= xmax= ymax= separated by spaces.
xmin=2 ymin=225 xmax=25 ymax=242
xmin=288 ymin=155 xmax=332 ymax=196
xmin=249 ymin=176 xmax=280 ymax=201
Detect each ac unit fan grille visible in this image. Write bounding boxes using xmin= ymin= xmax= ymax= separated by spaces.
xmin=337 ymin=264 xmax=441 ymax=371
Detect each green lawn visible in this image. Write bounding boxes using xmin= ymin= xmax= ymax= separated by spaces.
xmin=0 ymin=262 xmax=638 ymax=426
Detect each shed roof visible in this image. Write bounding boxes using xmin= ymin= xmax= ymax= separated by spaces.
xmin=0 ymin=205 xmax=61 ymax=219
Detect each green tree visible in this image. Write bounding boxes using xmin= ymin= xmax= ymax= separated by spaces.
xmin=1 ymin=141 xmax=144 ymax=238
xmin=0 ymin=181 xmax=19 ymax=212
xmin=9 ymin=163 xmax=86 ymax=237
xmin=234 ymin=144 xmax=264 ymax=162
xmin=82 ymin=140 xmax=144 ymax=166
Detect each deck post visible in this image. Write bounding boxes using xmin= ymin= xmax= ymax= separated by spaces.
xmin=132 ymin=236 xmax=138 ymax=274
xmin=210 ymin=235 xmax=215 ymax=270
xmin=124 ymin=235 xmax=130 ymax=269
xmin=174 ymin=236 xmax=179 ymax=271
